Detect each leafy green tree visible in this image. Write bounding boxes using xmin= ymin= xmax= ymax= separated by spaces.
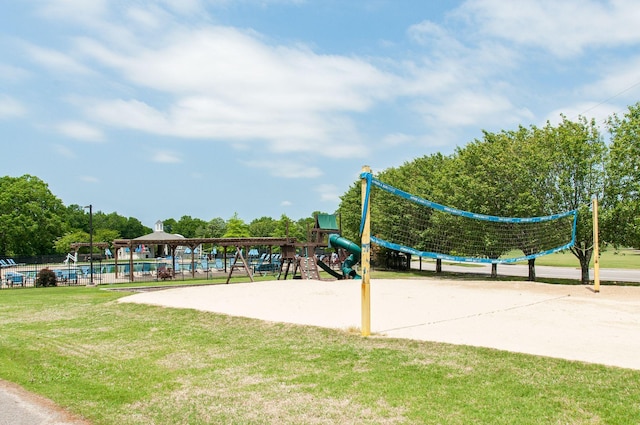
xmin=295 ymin=216 xmax=316 ymax=243
xmin=223 ymin=213 xmax=250 ymax=238
xmin=204 ymin=217 xmax=227 ymax=238
xmin=64 ymin=204 xmax=90 ymax=233
xmin=539 ymin=116 xmax=606 ymax=284
xmin=93 ymin=212 xmax=149 ymax=239
xmin=248 ymin=216 xmax=278 ymax=237
xmin=444 ymin=127 xmax=557 ymax=278
xmin=338 ymin=180 xmax=361 ymax=243
xmin=173 ymin=215 xmax=207 ymax=238
xmin=54 ymin=228 xmax=120 ymax=255
xmin=162 ymin=218 xmax=178 ymax=234
xmin=605 ymin=102 xmax=640 ymax=249
xmin=54 ymin=231 xmax=90 ymax=254
xmin=0 ymin=175 xmax=66 ymax=256
xmin=95 ymin=229 xmax=120 ymax=247
xmin=272 ymin=214 xmax=293 ymax=238
xmin=121 ymin=217 xmax=150 ymax=239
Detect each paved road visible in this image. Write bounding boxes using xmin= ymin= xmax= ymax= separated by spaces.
xmin=413 ymin=261 xmax=640 ymax=283
xmin=0 ymin=380 xmax=88 ymax=425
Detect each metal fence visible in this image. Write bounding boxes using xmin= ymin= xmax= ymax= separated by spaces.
xmin=0 ymin=257 xmax=234 ymax=290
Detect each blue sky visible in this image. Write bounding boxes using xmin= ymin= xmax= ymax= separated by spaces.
xmin=2 ymin=0 xmax=639 ymax=228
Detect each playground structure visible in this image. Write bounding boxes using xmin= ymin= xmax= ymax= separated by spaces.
xmin=1 ymin=214 xmax=363 ymax=289
xmin=109 ymin=214 xmax=362 ymax=284
xmin=297 ymin=213 xmax=362 ymax=280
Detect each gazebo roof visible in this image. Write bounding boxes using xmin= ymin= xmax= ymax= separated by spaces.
xmin=129 ymin=220 xmax=184 ymax=242
xmin=133 ymin=230 xmax=184 ymax=242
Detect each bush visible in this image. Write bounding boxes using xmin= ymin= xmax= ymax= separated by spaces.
xmin=35 ymin=268 xmax=57 ymax=287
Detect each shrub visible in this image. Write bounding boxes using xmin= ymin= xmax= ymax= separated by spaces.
xmin=36 ymin=268 xmax=57 ymax=287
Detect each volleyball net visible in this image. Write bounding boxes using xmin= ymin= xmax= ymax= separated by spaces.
xmin=360 ymin=171 xmax=578 ymax=264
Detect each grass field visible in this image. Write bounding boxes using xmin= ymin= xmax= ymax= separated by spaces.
xmin=417 ymin=247 xmax=640 ymax=270
xmin=1 ymin=277 xmax=640 ymax=424
xmin=533 ymin=247 xmax=640 ymax=268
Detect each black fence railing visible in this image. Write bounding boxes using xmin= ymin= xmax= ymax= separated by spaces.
xmin=0 ymin=257 xmax=235 ymax=290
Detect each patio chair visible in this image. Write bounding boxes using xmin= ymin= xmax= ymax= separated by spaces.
xmin=6 ymin=271 xmax=24 ymax=287
xmin=199 ymin=259 xmax=210 ymax=272
xmin=214 ymin=258 xmax=224 ymax=271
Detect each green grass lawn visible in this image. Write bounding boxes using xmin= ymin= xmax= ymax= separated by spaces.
xmin=1 ymin=283 xmax=640 ymax=424
xmin=532 ymin=247 xmax=640 ymax=268
xmin=413 ymin=247 xmax=640 ymax=271
xmin=445 ymin=247 xmax=640 ymax=269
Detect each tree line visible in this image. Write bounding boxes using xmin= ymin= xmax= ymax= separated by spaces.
xmin=0 ymin=175 xmax=319 ymax=259
xmin=338 ymin=103 xmax=640 ymax=284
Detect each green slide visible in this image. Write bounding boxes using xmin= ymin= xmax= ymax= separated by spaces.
xmin=328 ymin=234 xmax=361 ymax=279
xmin=315 ymin=259 xmax=343 ymax=279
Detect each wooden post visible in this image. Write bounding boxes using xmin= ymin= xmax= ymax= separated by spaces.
xmin=361 ymin=165 xmax=372 ymax=336
xmin=593 ymin=196 xmax=600 ymax=293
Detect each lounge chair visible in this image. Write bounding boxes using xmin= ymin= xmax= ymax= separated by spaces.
xmin=199 ymin=259 xmax=209 ymax=272
xmin=55 ymin=269 xmax=78 ymax=284
xmin=214 ymin=258 xmax=224 ymax=271
xmin=5 ymin=271 xmax=24 ymax=287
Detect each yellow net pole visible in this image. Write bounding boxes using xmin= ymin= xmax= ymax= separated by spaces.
xmin=361 ymin=165 xmax=371 ymax=336
xmin=592 ymin=196 xmax=600 ymax=293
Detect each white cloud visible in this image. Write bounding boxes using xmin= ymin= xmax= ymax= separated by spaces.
xmin=0 ymin=64 xmax=30 ymax=82
xmin=80 ymin=175 xmax=100 ymax=183
xmin=381 ymin=133 xmax=416 ymax=146
xmin=415 ymin=90 xmax=533 ymax=128
xmin=578 ymin=56 xmax=640 ymax=102
xmin=53 ymin=144 xmax=75 ymax=158
xmin=73 ymin=25 xmax=394 ymax=157
xmin=57 ymin=121 xmax=104 ymax=142
xmin=408 ymin=20 xmax=465 ymax=53
xmin=160 ymin=0 xmax=206 ymax=15
xmin=35 ymin=0 xmax=108 ymax=24
xmin=22 ymin=43 xmax=93 ymax=75
xmin=0 ymin=95 xmax=26 ymax=118
xmin=151 ymin=150 xmax=182 ymax=163
xmin=90 ymin=99 xmax=168 ymax=132
xmin=455 ymin=0 xmax=640 ymax=57
xmin=280 ymin=200 xmax=293 ymax=207
xmin=314 ymin=184 xmax=340 ymax=203
xmin=27 ymin=0 xmax=640 ymax=176
xmin=399 ymin=18 xmax=529 ymax=135
xmin=242 ymin=159 xmax=322 ymax=178
xmin=125 ymin=6 xmax=167 ymax=30
xmin=542 ymin=102 xmax=616 ymax=128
